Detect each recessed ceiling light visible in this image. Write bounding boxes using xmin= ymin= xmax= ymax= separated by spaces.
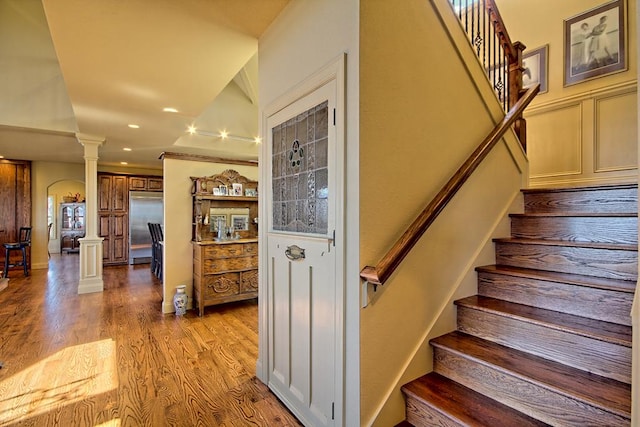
xmin=220 ymin=130 xmax=228 ymax=139
xmin=0 ymin=155 xmax=4 ymax=159
xmin=163 ymin=107 xmax=178 ymax=113
xmin=128 ymin=124 xmax=140 ymax=129
xmin=120 ymin=162 xmax=128 ymax=165
xmin=187 ymin=125 xmax=197 ymax=134
xmin=254 ymin=137 xmax=262 ymax=143
xmin=123 ymin=148 xmax=132 ymax=151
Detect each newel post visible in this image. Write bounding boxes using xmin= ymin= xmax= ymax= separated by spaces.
xmin=509 ymin=41 xmax=528 ymax=151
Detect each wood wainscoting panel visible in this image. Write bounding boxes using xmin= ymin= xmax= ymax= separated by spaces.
xmin=595 ymin=91 xmax=638 ymax=173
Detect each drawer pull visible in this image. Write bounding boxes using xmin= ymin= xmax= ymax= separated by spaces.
xmin=285 ymin=245 xmax=305 ymax=261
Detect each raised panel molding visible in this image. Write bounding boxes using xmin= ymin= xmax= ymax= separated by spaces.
xmin=526 ymin=103 xmax=582 ymax=178
xmin=524 ymin=80 xmax=637 ymax=187
xmin=594 ymin=91 xmax=638 ymax=173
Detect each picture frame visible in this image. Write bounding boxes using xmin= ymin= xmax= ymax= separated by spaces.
xmin=232 ymin=183 xmax=243 ymax=196
xmin=564 ymin=0 xmax=626 ymax=86
xmin=523 ymin=45 xmax=548 ymax=94
xmin=244 ymin=188 xmax=257 ymax=197
xmin=218 ymin=185 xmax=228 ymax=196
xmin=230 ymin=214 xmax=249 ymax=231
xmin=212 ymin=188 xmax=222 ymax=196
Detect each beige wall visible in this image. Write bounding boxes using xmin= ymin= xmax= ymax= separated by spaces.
xmin=497 ymin=0 xmax=638 ymax=187
xmin=360 ymin=0 xmax=528 ymax=424
xmin=48 ymin=179 xmax=85 ymax=254
xmin=31 ymin=161 xmax=85 ymax=269
xmin=161 ymin=158 xmax=257 ymax=314
xmin=258 ymin=0 xmax=360 ymax=424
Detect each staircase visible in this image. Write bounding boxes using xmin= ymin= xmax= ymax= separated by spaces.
xmin=401 ymin=184 xmax=637 ymax=426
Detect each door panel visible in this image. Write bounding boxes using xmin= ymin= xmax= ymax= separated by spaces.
xmin=267 ymin=80 xmax=339 ymax=427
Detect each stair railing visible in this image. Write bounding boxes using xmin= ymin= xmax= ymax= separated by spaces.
xmin=359 ymin=84 xmax=539 ymax=288
xmin=449 ymin=0 xmax=528 ymax=150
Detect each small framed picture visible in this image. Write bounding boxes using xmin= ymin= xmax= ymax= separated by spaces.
xmin=218 ymin=185 xmax=228 ymax=195
xmin=564 ymin=0 xmax=627 ymax=86
xmin=232 ymin=183 xmax=243 ymax=196
xmin=245 ymin=188 xmax=257 ymax=197
xmin=523 ymin=45 xmax=548 ymax=94
xmin=212 ymin=188 xmax=222 ymax=196
xmin=231 ymin=214 xmax=249 ymax=231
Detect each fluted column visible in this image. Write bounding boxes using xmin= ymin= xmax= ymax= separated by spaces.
xmin=76 ymin=133 xmax=105 ymax=294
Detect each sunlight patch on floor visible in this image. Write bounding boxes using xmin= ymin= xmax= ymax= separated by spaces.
xmin=0 ymin=339 xmax=117 ymax=424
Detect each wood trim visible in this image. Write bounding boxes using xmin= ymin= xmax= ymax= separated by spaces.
xmin=360 ymin=85 xmax=540 ymax=286
xmin=160 ymin=151 xmax=258 ymax=167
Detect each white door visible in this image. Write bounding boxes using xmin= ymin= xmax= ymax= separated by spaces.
xmin=266 ymin=76 xmax=342 ymax=426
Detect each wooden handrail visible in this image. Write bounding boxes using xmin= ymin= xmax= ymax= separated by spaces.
xmin=360 ymin=84 xmax=540 ymax=287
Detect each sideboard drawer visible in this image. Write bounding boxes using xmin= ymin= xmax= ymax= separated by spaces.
xmin=203 ymin=244 xmax=244 ymax=258
xmin=203 ymin=255 xmax=258 ymax=273
xmin=203 ymin=272 xmax=240 ymax=299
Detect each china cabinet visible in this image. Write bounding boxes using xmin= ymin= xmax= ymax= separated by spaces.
xmin=60 ymin=202 xmax=85 ymax=253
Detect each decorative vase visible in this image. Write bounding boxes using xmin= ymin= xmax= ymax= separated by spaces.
xmin=173 ymin=285 xmax=188 ymax=315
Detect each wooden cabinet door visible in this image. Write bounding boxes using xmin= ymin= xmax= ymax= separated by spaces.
xmin=129 ymin=177 xmax=147 ymax=191
xmin=148 ymin=178 xmax=163 ymax=191
xmin=110 ymin=213 xmax=128 ymax=263
xmin=0 ymin=161 xmax=31 ymax=267
xmin=111 ymin=176 xmax=128 ymax=212
xmin=98 ymin=175 xmax=112 ymax=211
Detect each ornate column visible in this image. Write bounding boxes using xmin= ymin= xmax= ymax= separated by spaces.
xmin=76 ymin=133 xmax=105 ymax=294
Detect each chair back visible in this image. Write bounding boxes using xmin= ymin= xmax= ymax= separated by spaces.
xmin=19 ymin=227 xmax=31 ymax=244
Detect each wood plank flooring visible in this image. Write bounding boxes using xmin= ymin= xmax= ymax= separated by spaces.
xmin=0 ymin=254 xmax=301 ymax=426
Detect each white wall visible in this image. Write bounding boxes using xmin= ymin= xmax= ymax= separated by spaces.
xmin=258 ymin=1 xmax=360 ymax=425
xmin=161 ymin=157 xmax=258 ymax=313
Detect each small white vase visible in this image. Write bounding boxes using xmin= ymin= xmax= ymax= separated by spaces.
xmin=173 ymin=285 xmax=188 ymax=315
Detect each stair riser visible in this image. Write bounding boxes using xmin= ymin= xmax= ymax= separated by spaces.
xmin=456 ymin=306 xmax=631 ymax=384
xmin=495 ymin=242 xmax=638 ymax=281
xmin=404 ymin=397 xmax=463 ymax=427
xmin=510 ymin=216 xmax=638 ymax=245
xmin=524 ymin=187 xmax=638 ymax=214
xmin=477 ymin=271 xmax=633 ymax=326
xmin=433 ymin=347 xmax=630 ymax=426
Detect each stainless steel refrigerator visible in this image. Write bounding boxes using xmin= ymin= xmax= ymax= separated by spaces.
xmin=129 ymin=191 xmax=163 ymax=264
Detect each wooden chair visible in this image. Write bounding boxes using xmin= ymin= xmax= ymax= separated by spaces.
xmin=3 ymin=227 xmax=32 ymax=278
xmin=148 ymin=223 xmax=163 ymax=280
xmin=47 ymin=223 xmax=53 ymax=259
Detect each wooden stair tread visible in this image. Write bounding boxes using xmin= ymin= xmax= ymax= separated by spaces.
xmin=510 ymin=212 xmax=637 ymax=218
xmin=402 ymin=372 xmax=550 ymax=427
xmin=431 ymin=331 xmax=631 ymax=417
xmin=455 ymin=295 xmax=631 ymax=347
xmin=476 ymin=264 xmax=637 ymax=293
xmin=521 ymin=184 xmax=637 ymax=194
xmin=493 ymin=237 xmax=637 ymax=251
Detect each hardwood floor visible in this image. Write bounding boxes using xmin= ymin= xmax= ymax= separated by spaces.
xmin=0 ymin=254 xmax=301 ymax=426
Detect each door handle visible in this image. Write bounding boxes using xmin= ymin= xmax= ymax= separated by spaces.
xmin=285 ymin=245 xmax=305 ymax=261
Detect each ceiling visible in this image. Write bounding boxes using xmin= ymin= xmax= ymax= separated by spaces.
xmin=0 ymin=0 xmax=290 ymax=170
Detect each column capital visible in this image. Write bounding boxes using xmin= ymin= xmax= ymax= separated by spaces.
xmin=75 ymin=133 xmax=106 ymax=146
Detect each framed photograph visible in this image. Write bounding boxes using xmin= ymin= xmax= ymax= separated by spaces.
xmin=209 ymin=214 xmax=227 ymax=232
xmin=564 ymin=0 xmax=626 ymax=86
xmin=212 ymin=188 xmax=222 ymax=196
xmin=523 ymin=45 xmax=548 ymax=94
xmin=230 ymin=214 xmax=249 ymax=231
xmin=245 ymin=188 xmax=257 ymax=197
xmin=218 ymin=185 xmax=228 ymax=195
xmin=232 ymin=183 xmax=243 ymax=196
